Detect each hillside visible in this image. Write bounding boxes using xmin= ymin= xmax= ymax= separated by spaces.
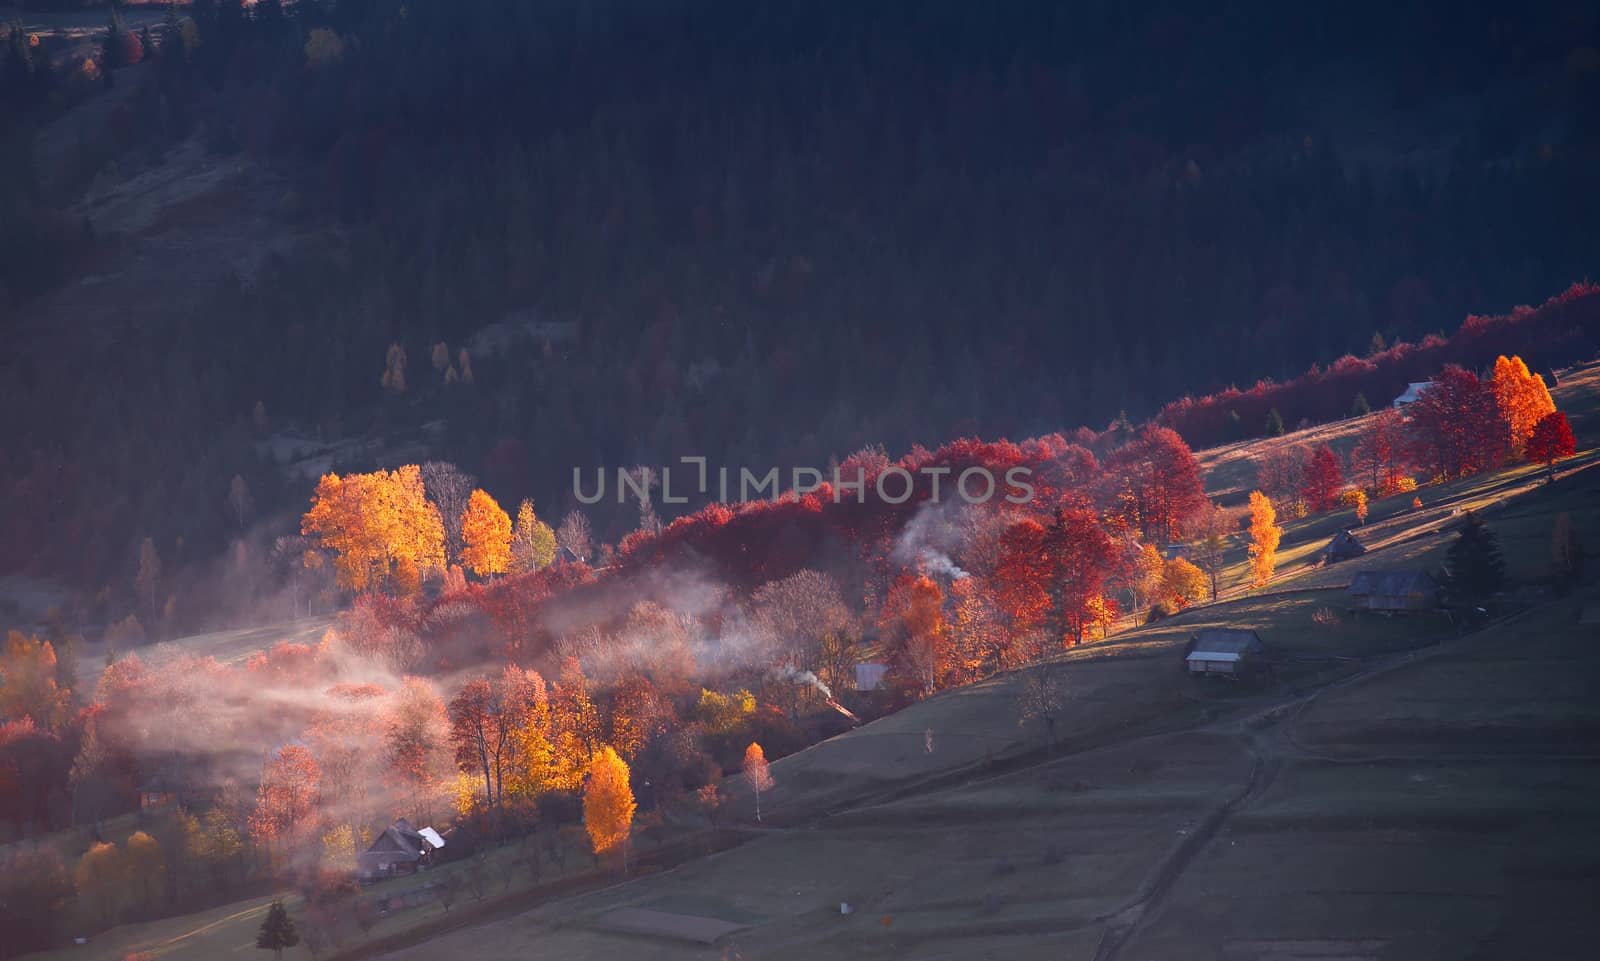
xmin=25 ymin=360 xmax=1598 ymax=961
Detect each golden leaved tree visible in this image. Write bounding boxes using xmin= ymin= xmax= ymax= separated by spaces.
xmin=1247 ymin=491 xmax=1281 ymax=587
xmin=583 ymin=746 xmax=636 ymax=861
xmin=459 ymin=489 xmax=513 ymax=578
xmin=301 ymin=465 xmax=445 ymax=596
xmin=1490 ymin=354 xmax=1556 ymax=456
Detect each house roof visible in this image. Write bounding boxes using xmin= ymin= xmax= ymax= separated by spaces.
xmin=1326 ymin=530 xmax=1367 ymax=555
xmin=1186 ymin=651 xmax=1242 ymax=663
xmin=1347 ymin=570 xmax=1438 ymax=597
xmin=1188 ymin=629 xmax=1263 ymax=656
xmin=366 ymin=820 xmax=429 ymax=858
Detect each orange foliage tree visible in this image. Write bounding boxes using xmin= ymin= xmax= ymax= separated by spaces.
xmin=1246 ymin=491 xmax=1281 ymax=587
xmin=878 ymin=574 xmax=947 ymax=694
xmin=742 ymin=742 xmax=774 ymax=822
xmin=582 ymin=746 xmax=636 ymax=861
xmin=250 ymin=745 xmax=321 ymax=858
xmin=994 ymin=505 xmax=1118 ymax=649
xmin=459 ymin=489 xmax=513 ymax=579
xmin=1489 ymin=355 xmax=1556 ymax=457
xmin=301 ymin=466 xmax=445 ymax=596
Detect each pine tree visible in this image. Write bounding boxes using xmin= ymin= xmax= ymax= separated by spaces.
xmin=1265 ymin=408 xmax=1285 ymax=437
xmin=1445 ymin=512 xmax=1505 ymax=601
xmin=1351 ymin=392 xmax=1371 ymax=417
xmin=1552 ymin=513 xmax=1583 ymax=585
xmin=256 ymin=899 xmax=300 ymax=959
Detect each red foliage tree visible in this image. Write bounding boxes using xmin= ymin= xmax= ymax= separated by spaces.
xmin=1525 ymin=411 xmax=1576 ymax=481
xmin=1106 ymin=426 xmax=1205 ymax=544
xmin=1300 ymin=444 xmax=1343 ymax=513
xmin=1407 ymin=365 xmax=1498 ymax=480
xmin=995 ymin=505 xmax=1117 ymax=649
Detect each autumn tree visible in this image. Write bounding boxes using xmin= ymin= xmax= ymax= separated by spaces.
xmin=1128 ymin=543 xmax=1166 ymax=617
xmin=1351 ymin=407 xmax=1408 ymax=495
xmin=1300 ymin=444 xmax=1343 ymax=513
xmin=459 ymin=489 xmax=513 ymax=579
xmin=582 ymin=746 xmax=636 ymax=865
xmin=1525 ymin=411 xmax=1576 ymax=482
xmin=556 ymin=510 xmax=593 ymax=563
xmin=510 ymin=499 xmax=558 ymax=573
xmin=749 ymin=569 xmax=853 ymax=676
xmin=1408 ymin=365 xmax=1498 ymax=479
xmin=1255 ymin=444 xmax=1310 ymax=517
xmin=125 ymin=830 xmax=164 ymax=914
xmin=1017 ymin=661 xmax=1066 ymax=751
xmin=1186 ymin=502 xmax=1232 ymax=601
xmin=1160 ymin=556 xmax=1208 ymax=609
xmin=448 ymin=670 xmax=535 ymax=827
xmin=742 ymin=742 xmax=774 ymax=822
xmin=995 ymin=506 xmax=1119 ymax=649
xmin=0 ymin=632 xmax=70 ymax=729
xmin=420 ymin=462 xmax=476 ymax=562
xmin=549 ymin=658 xmax=603 ymax=791
xmin=1352 ymin=488 xmax=1369 ymax=525
xmin=1107 ymin=426 xmax=1206 ymax=543
xmin=878 ymin=574 xmax=947 ymax=694
xmin=75 ymin=841 xmax=125 ymax=925
xmin=302 ymin=466 xmax=446 ymax=596
xmin=1489 ymin=355 xmax=1556 ymax=457
xmin=1246 ymin=491 xmax=1281 ymax=587
xmin=249 ymin=746 xmax=321 ymax=858
xmin=386 ymin=676 xmax=449 ymax=817
xmin=380 ymin=342 xmax=407 ymax=394
xmin=0 ymin=846 xmax=73 ymax=955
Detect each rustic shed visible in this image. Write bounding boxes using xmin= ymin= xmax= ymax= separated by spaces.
xmin=358 ymin=818 xmax=443 ymax=878
xmin=1183 ymin=629 xmax=1265 ymax=678
xmin=1323 ymin=529 xmax=1368 ymax=565
xmin=855 ymin=662 xmax=888 ymax=692
xmin=1347 ymin=570 xmax=1440 ymax=613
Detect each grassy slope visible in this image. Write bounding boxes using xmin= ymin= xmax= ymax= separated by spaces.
xmin=28 ymin=360 xmax=1600 ymax=960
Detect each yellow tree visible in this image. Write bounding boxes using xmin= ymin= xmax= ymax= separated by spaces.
xmin=459 ymin=489 xmax=513 ymax=578
xmin=1246 ymin=491 xmax=1281 ymax=587
xmin=582 ymin=746 xmax=636 ymax=864
xmin=510 ymin=499 xmax=558 ymax=573
xmin=0 ymin=632 xmax=71 ymax=728
xmin=124 ymin=830 xmax=164 ymax=913
xmin=1160 ymin=556 xmax=1208 ymax=608
xmin=1490 ymin=355 xmax=1556 ymax=455
xmin=301 ymin=467 xmax=445 ymax=595
xmin=75 ymin=841 xmax=125 ymax=924
xmin=742 ymin=742 xmax=774 ymax=822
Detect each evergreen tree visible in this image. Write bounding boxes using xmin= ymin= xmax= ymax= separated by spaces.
xmin=1265 ymin=408 xmax=1285 ymax=437
xmin=1445 ymin=512 xmax=1505 ymax=601
xmin=256 ymin=899 xmax=299 ymax=959
xmin=1351 ymin=392 xmax=1370 ymax=417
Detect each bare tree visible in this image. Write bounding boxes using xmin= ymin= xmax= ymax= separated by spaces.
xmin=227 ymin=474 xmax=253 ymax=531
xmin=1017 ymin=662 xmax=1067 ymax=752
xmin=420 ymin=461 xmax=476 ymax=563
xmin=556 ymin=510 xmax=593 ymax=563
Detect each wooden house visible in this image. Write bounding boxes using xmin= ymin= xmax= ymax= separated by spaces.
xmin=1183 ymin=629 xmax=1265 ymax=678
xmin=358 ymin=818 xmax=444 ymax=879
xmin=1323 ymin=529 xmax=1368 ymax=565
xmin=1347 ymin=570 xmax=1441 ymax=613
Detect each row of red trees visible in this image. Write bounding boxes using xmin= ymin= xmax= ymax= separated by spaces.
xmin=1156 ymin=284 xmax=1599 ymax=447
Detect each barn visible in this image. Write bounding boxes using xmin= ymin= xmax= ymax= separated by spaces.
xmin=1347 ymin=570 xmax=1441 ymax=613
xmin=1183 ymin=629 xmax=1265 ymax=678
